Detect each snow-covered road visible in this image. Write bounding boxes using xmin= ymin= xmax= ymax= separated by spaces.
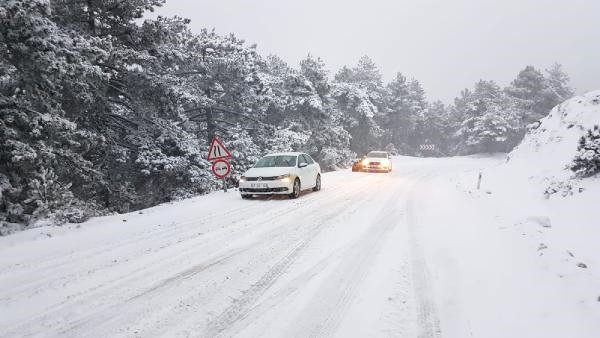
xmin=1 ymin=156 xmax=598 ymax=337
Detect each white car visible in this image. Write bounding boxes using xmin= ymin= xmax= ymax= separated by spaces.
xmin=239 ymin=152 xmax=321 ymax=199
xmin=361 ymin=151 xmax=392 ymax=173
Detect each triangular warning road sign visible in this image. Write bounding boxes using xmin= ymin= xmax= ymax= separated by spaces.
xmin=207 ymin=136 xmax=232 ymax=160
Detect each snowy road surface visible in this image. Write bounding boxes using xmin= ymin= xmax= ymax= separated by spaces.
xmin=1 ymin=156 xmax=598 ymax=337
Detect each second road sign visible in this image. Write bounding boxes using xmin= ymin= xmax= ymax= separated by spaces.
xmin=211 ymin=159 xmax=231 ymax=179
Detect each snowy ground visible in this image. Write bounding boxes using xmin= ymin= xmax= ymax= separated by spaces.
xmin=1 ymin=155 xmax=599 ymax=338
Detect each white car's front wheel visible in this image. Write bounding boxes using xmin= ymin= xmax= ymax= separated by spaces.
xmin=289 ymin=178 xmax=300 ymax=199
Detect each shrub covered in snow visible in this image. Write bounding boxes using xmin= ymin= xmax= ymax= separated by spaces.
xmin=543 ymin=179 xmax=577 ymax=198
xmin=570 ymin=125 xmax=600 ymax=177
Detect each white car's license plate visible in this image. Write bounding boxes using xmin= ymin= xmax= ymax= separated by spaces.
xmin=251 ymin=183 xmax=268 ymax=188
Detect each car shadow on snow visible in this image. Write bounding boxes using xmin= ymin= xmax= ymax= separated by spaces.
xmin=241 ymin=190 xmax=318 ymax=201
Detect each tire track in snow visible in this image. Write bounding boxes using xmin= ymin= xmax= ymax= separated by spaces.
xmin=214 ymin=249 xmax=343 ymax=337
xmin=202 ymin=219 xmax=327 ymax=337
xmin=406 ymin=171 xmax=442 ymax=338
xmin=286 ymin=183 xmax=410 ymax=338
xmin=198 ymin=174 xmax=399 ymax=337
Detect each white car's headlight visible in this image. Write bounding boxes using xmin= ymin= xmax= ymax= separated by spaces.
xmin=277 ymin=175 xmax=291 ymax=183
xmin=239 ymin=176 xmax=246 ymax=183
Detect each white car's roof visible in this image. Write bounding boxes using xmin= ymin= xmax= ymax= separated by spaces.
xmin=263 ymin=152 xmax=304 ymax=156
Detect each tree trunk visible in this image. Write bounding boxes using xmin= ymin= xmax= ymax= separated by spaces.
xmin=87 ymin=0 xmax=97 ymax=35
xmin=205 ymin=88 xmax=216 ymax=144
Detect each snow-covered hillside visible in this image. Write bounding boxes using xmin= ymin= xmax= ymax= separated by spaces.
xmin=508 ymin=90 xmax=600 ymax=181
xmin=440 ymin=90 xmax=600 ymax=337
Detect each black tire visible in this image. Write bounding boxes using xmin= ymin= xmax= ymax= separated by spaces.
xmin=241 ymin=194 xmax=252 ymax=199
xmin=313 ymin=174 xmax=321 ymax=191
xmin=289 ymin=178 xmax=300 ymax=199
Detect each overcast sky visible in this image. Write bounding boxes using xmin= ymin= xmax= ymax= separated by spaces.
xmin=150 ymin=0 xmax=600 ymax=103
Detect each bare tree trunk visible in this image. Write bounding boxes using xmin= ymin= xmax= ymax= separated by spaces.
xmin=205 ymin=89 xmax=216 ymax=144
xmin=87 ymin=0 xmax=97 ymax=35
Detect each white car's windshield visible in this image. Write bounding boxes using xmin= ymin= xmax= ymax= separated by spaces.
xmin=254 ymin=155 xmax=297 ymax=168
xmin=367 ymin=152 xmax=388 ymax=158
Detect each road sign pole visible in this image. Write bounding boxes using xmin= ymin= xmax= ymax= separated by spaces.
xmin=223 ymin=177 xmax=227 ymax=193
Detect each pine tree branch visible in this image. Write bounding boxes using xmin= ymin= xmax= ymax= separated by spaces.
xmin=107 ymin=98 xmax=134 ymax=112
xmin=212 ymin=106 xmax=265 ymax=125
xmin=213 ymin=119 xmax=238 ymax=128
xmin=95 ymin=63 xmax=125 ymax=73
xmin=106 ymin=113 xmax=138 ymax=128
xmin=182 ymin=105 xmax=265 ymax=125
xmin=187 ymin=112 xmax=207 ymax=121
xmin=107 ymin=83 xmax=132 ymax=101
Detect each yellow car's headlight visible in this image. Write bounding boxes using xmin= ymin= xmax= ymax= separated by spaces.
xmin=362 ymin=159 xmax=369 ymax=166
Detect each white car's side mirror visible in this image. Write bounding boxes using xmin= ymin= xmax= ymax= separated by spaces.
xmin=298 ymin=162 xmax=308 ymax=168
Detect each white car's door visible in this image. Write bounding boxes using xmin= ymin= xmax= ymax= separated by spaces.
xmin=297 ymin=154 xmax=313 ymax=189
xmin=305 ymin=154 xmax=319 ymax=182
xmin=305 ymin=154 xmax=319 ymax=187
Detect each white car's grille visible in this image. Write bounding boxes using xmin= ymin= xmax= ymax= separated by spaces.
xmin=245 ymin=176 xmax=278 ymax=181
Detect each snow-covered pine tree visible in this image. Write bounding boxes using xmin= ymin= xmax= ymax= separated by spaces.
xmin=455 ymin=80 xmax=521 ymax=154
xmin=332 ymin=56 xmax=385 ymax=155
xmin=504 ymin=64 xmax=572 ymax=125
xmin=418 ymin=100 xmax=449 ymax=155
xmin=0 ymin=0 xmax=105 ymax=227
xmin=405 ymin=79 xmax=429 ymax=150
xmin=384 ymin=73 xmax=412 ymax=151
xmin=544 ymin=63 xmax=574 ymax=107
xmin=351 ymin=56 xmax=384 ymax=94
xmin=300 ymin=54 xmax=330 ymax=99
xmin=505 ymin=66 xmax=548 ymax=122
xmin=570 ymin=125 xmax=600 ymax=178
xmin=298 ymin=55 xmax=353 ymax=169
